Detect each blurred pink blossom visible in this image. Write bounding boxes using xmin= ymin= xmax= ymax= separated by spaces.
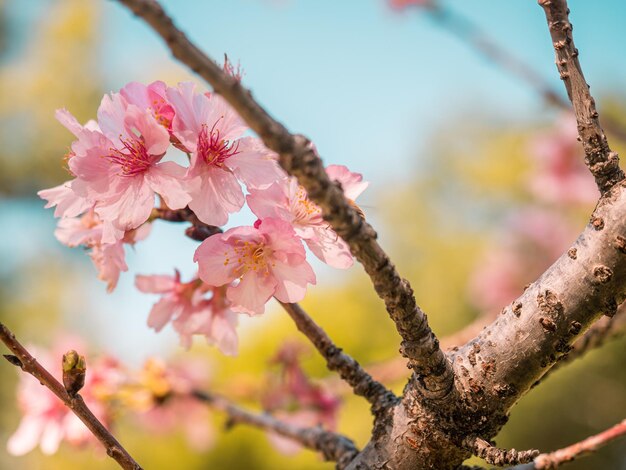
xmin=263 ymin=342 xmax=340 ymax=455
xmin=527 ymin=114 xmax=598 ymax=205
xmin=7 ymin=344 xmax=123 ymax=456
xmin=468 ymin=208 xmax=576 ymax=314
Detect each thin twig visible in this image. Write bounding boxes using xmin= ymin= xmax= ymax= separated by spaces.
xmin=191 ymin=389 xmax=359 ymax=468
xmin=539 ymin=0 xmax=624 ymax=194
xmin=279 ymin=302 xmax=398 ymax=414
xmin=116 ymin=0 xmax=456 ymax=404
xmin=150 ymin=206 xmax=222 ymax=241
xmin=0 ymin=323 xmax=142 ymax=470
xmin=509 ymin=419 xmax=626 ymax=469
xmin=463 ymin=436 xmax=539 ymax=466
xmin=420 ymin=3 xmax=626 ymax=141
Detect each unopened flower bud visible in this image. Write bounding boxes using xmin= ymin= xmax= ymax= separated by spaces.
xmin=62 ymin=350 xmax=86 ymax=397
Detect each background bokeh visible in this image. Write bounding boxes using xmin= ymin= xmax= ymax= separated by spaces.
xmin=0 ymin=0 xmax=625 ymax=468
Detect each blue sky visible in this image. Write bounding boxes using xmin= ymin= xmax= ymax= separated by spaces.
xmin=2 ymin=0 xmax=626 ymax=360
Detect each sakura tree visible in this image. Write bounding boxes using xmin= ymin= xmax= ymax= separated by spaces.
xmin=1 ymin=0 xmax=625 ymax=469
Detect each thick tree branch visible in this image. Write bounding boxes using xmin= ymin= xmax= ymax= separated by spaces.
xmin=116 ymin=0 xmax=455 ymax=403
xmin=539 ymin=0 xmax=624 ymax=194
xmin=191 ymin=389 xmax=359 ymax=468
xmin=279 ymin=302 xmax=398 ymax=414
xmin=451 ymin=180 xmax=626 ymax=438
xmin=510 ymin=419 xmax=626 ymax=469
xmin=0 ymin=323 xmax=142 ymax=470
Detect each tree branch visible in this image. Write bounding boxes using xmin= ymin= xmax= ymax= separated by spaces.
xmin=150 ymin=206 xmax=222 ymax=241
xmin=116 ymin=0 xmax=455 ymax=403
xmin=451 ymin=180 xmax=626 ymax=439
xmin=539 ymin=0 xmax=624 ymax=194
xmin=463 ymin=436 xmax=538 ymax=466
xmin=0 ymin=323 xmax=142 ymax=470
xmin=190 ymin=389 xmax=359 ymax=468
xmin=279 ymin=302 xmax=398 ymax=415
xmin=509 ymin=419 xmax=626 ymax=469
xmin=421 ymin=3 xmax=626 ymax=141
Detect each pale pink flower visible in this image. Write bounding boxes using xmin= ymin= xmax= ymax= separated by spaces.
xmin=135 ymin=271 xmax=239 ymax=354
xmin=131 ymin=358 xmax=214 ymax=451
xmin=468 ymin=208 xmax=576 ymax=314
xmin=87 ymin=93 xmax=190 ymax=240
xmin=247 ymin=164 xmax=367 ymax=269
xmin=263 ymin=342 xmax=340 ymax=455
xmin=166 ymin=81 xmax=284 ymax=226
xmin=527 ymin=114 xmax=598 ymax=204
xmin=194 ymin=218 xmax=316 ymax=315
xmin=55 ymin=208 xmax=151 ymax=292
xmin=7 ymin=345 xmax=121 ymax=456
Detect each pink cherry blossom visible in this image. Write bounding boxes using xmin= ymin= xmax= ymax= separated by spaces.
xmin=527 ymin=114 xmax=598 ymax=205
xmin=135 ymin=271 xmax=239 ymax=354
xmin=263 ymin=342 xmax=340 ymax=455
xmin=82 ymin=93 xmax=190 ymax=240
xmin=194 ymin=218 xmax=316 ymax=315
xmin=247 ymin=164 xmax=368 ymax=269
xmin=7 ymin=345 xmax=122 ymax=456
xmin=55 ymin=208 xmax=151 ymax=292
xmin=166 ymin=81 xmax=284 ymax=226
xmin=131 ymin=358 xmax=214 ymax=451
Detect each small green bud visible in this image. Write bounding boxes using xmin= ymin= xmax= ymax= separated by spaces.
xmin=62 ymin=350 xmax=86 ymax=396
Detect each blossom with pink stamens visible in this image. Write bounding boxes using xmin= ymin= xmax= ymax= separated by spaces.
xmin=194 ymin=218 xmax=316 ymax=315
xmin=135 ymin=271 xmax=239 ymax=354
xmin=166 ymin=81 xmax=284 ymax=226
xmin=247 ymin=164 xmax=368 ymax=269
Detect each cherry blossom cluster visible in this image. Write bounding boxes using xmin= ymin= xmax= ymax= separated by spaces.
xmin=39 ymin=79 xmax=368 ymax=355
xmin=7 ymin=342 xmax=211 ymax=456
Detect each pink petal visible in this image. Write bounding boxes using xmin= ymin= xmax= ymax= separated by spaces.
xmin=305 ymin=227 xmax=354 ymax=269
xmin=187 ymin=167 xmax=244 ymax=226
xmin=227 ymin=137 xmax=286 ymax=189
xmin=147 ymin=298 xmax=178 ymax=331
xmin=40 ymin=420 xmax=64 ymax=455
xmin=6 ymin=415 xmax=44 ymax=456
xmin=145 ymin=162 xmax=191 ymax=210
xmin=38 ymin=181 xmax=92 ymax=218
xmin=194 ymin=233 xmax=240 ymax=286
xmin=227 ymin=273 xmax=277 ymax=315
xmin=135 ymin=274 xmax=177 ymax=293
xmin=325 ymin=164 xmax=368 ymax=201
xmin=210 ymin=311 xmax=239 ymax=356
xmin=246 ymin=180 xmax=288 ymax=220
xmin=271 ymin=258 xmax=316 ymax=303
xmin=95 ymin=177 xmax=155 ymax=236
xmin=124 ymin=104 xmax=170 ymax=156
